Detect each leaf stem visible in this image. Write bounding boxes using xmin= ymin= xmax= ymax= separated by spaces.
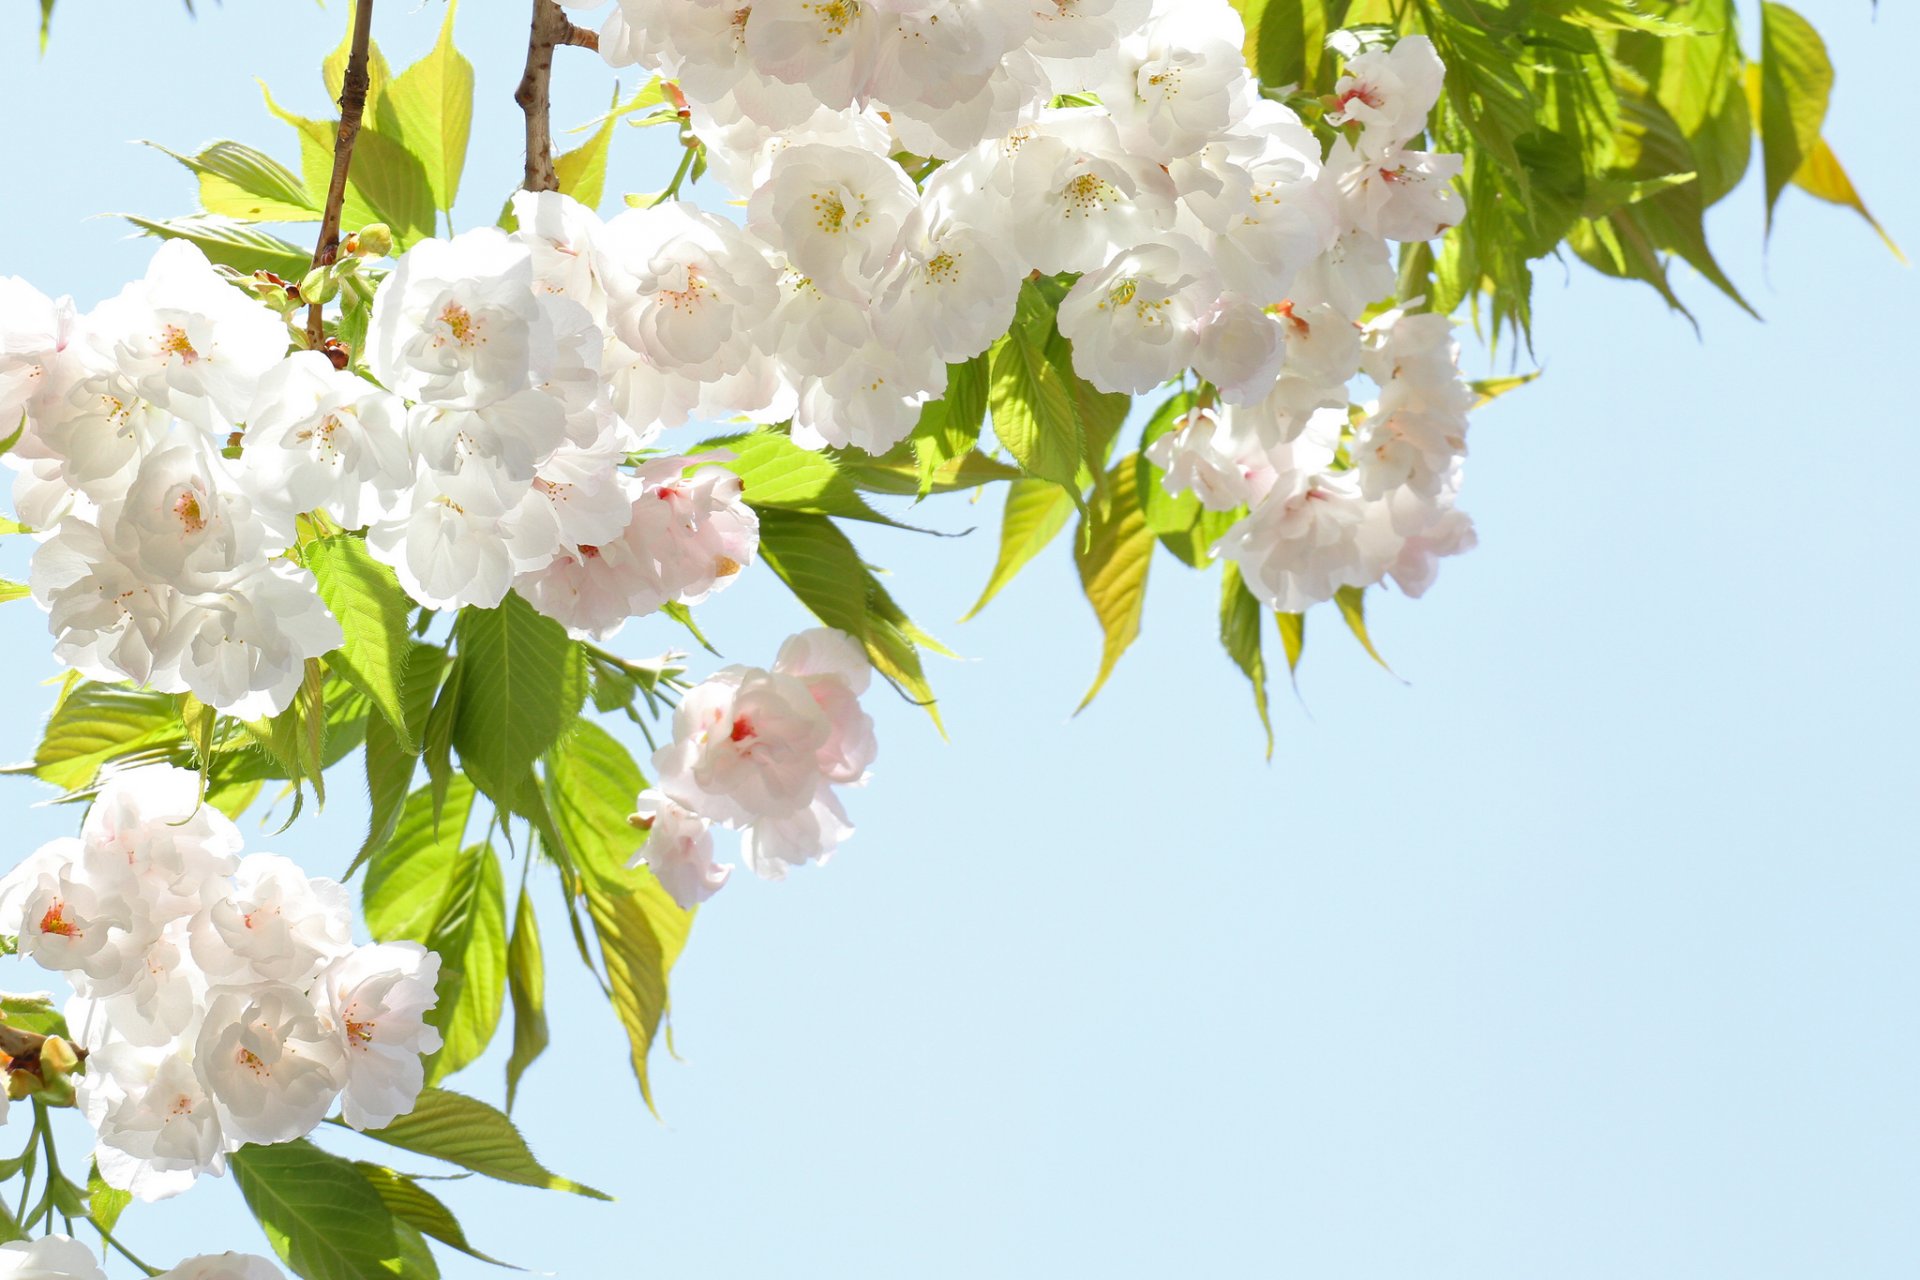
xmin=305 ymin=0 xmax=376 ymax=350
xmin=516 ymin=0 xmax=600 ymax=193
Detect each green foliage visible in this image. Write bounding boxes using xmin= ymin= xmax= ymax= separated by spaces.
xmin=357 ymin=1086 xmax=610 ymax=1200
xmin=354 ymin=1163 xmax=516 ymax=1270
xmin=382 ymin=0 xmax=473 ymax=216
xmin=1220 ymin=563 xmax=1274 ymax=757
xmin=1073 ymin=457 xmax=1155 ymax=711
xmin=545 ymin=720 xmax=693 ymax=1111
xmin=448 ymin=593 xmax=588 ymax=809
xmin=756 ymin=511 xmax=950 ymax=731
xmin=962 ymin=479 xmax=1075 ymax=620
xmin=420 ymin=843 xmax=509 ymax=1083
xmin=306 ymin=533 xmax=420 ymax=749
xmin=505 ymin=884 xmax=550 ymax=1110
xmin=988 ymin=281 xmax=1126 ymax=504
xmin=232 ymin=1140 xmax=438 ymax=1280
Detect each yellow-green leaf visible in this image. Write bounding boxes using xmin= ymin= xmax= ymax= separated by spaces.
xmin=1755 ymin=2 xmax=1832 ymax=233
xmin=1276 ymin=611 xmax=1306 ymax=681
xmin=961 ymin=479 xmax=1074 ymax=621
xmin=1792 ymin=136 xmax=1904 ymax=263
xmin=1220 ymin=562 xmax=1273 ymax=758
xmin=383 ymin=0 xmax=473 ymax=214
xmin=1333 ymin=585 xmax=1396 ymax=676
xmin=504 ymin=884 xmax=548 ymax=1111
xmin=1073 ymin=456 xmax=1154 ymax=712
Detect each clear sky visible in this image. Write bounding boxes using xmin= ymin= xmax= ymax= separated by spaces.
xmin=1 ymin=2 xmax=1916 ymax=1276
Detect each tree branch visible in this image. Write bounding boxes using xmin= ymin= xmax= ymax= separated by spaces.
xmin=516 ymin=0 xmax=598 ymax=193
xmin=306 ymin=0 xmax=376 ymax=350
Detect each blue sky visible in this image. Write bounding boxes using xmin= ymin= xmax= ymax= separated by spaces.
xmin=1 ymin=2 xmax=1916 ymax=1276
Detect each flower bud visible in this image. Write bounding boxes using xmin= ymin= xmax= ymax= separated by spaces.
xmin=39 ymin=1036 xmax=78 ymax=1076
xmin=5 ymin=1071 xmax=31 ymax=1102
xmin=353 ymin=223 xmax=394 ymax=259
xmin=298 ymin=267 xmax=340 ymax=307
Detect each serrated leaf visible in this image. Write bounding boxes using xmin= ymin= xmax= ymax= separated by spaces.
xmin=420 ymin=843 xmax=507 ymax=1083
xmin=351 ymin=647 xmax=445 ymax=877
xmin=148 ymin=139 xmax=318 ymax=222
xmin=259 ymin=81 xmax=436 ymax=248
xmin=692 ymin=429 xmax=899 ymax=525
xmin=1790 ymin=136 xmax=1904 ymax=263
xmin=546 ymin=720 xmax=693 ymax=1113
xmin=86 ymin=1163 xmax=129 ymax=1237
xmin=363 ymin=776 xmax=476 ymax=943
xmin=960 ymin=479 xmax=1074 ymax=621
xmin=1333 ymin=585 xmax=1396 ymax=675
xmin=231 ymin=1141 xmax=431 ymax=1280
xmin=323 ymin=16 xmax=393 ymax=123
xmin=1548 ymin=0 xmax=1700 ymax=34
xmin=1756 ymin=2 xmax=1832 ymax=234
xmin=1220 ymin=563 xmax=1273 ymax=758
xmin=308 ymin=535 xmax=417 ymax=749
xmin=505 ymin=884 xmax=549 ymax=1111
xmin=990 ymin=283 xmax=1086 ymax=498
xmin=1276 ymin=611 xmax=1306 ymax=680
xmin=755 ymin=511 xmax=947 ymax=732
xmin=354 ymin=1163 xmax=517 ymax=1270
xmin=8 ymin=683 xmax=182 ymax=794
xmin=355 ymin=1086 xmax=609 ymax=1199
xmin=449 ymin=593 xmax=587 ymax=808
xmin=120 ymin=213 xmax=310 ymax=281
xmin=1073 ymin=456 xmax=1154 ymax=711
xmin=383 ymin=0 xmax=473 ymax=213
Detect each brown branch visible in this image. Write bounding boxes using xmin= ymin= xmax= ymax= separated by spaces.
xmin=516 ymin=0 xmax=598 ymax=193
xmin=306 ymin=0 xmax=376 ymax=350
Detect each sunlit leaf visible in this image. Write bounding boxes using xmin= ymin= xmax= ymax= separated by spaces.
xmin=1073 ymin=456 xmax=1155 ymax=711
xmin=358 ymin=1086 xmax=610 ymax=1199
xmin=962 ymin=479 xmax=1074 ymax=621
xmin=383 ymin=0 xmax=473 ymax=214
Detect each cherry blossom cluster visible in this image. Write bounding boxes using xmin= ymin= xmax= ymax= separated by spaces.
xmin=0 ymin=1238 xmax=283 ymax=1280
xmin=554 ymin=2 xmax=1475 ymax=606
xmin=0 ymin=197 xmax=762 ymax=717
xmin=0 ymin=766 xmax=442 ymax=1202
xmin=631 ymin=628 xmax=877 ymax=907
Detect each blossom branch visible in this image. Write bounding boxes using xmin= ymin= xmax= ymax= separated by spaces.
xmin=516 ymin=0 xmax=600 ymax=193
xmin=305 ymin=0 xmax=376 ymax=350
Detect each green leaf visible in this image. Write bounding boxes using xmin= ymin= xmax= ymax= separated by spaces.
xmin=1276 ymin=611 xmax=1306 ymax=680
xmin=9 ymin=682 xmax=183 ymax=794
xmin=86 ymin=1163 xmax=129 ymax=1237
xmin=323 ymin=18 xmax=393 ymax=124
xmin=1220 ymin=563 xmax=1273 ymax=758
xmin=354 ymin=1163 xmax=517 ymax=1270
xmin=119 ymin=213 xmax=310 ymax=280
xmin=1240 ymin=0 xmax=1349 ymax=96
xmin=1547 ymin=0 xmax=1699 ymax=35
xmin=383 ymin=0 xmax=473 ymax=213
xmin=0 ymin=579 xmax=27 ymax=604
xmin=693 ymin=429 xmax=898 ymax=525
xmin=148 ymin=139 xmax=319 ymax=222
xmin=1756 ymin=2 xmax=1832 ymax=234
xmin=909 ymin=358 xmax=989 ymax=498
xmin=1470 ymin=370 xmax=1541 ymax=407
xmin=1790 ymin=136 xmax=1904 ymax=263
xmin=1333 ymin=585 xmax=1396 ymax=675
xmin=363 ymin=776 xmax=476 ymax=943
xmin=352 ymin=647 xmax=446 ymax=876
xmin=546 ymin=720 xmax=693 ymax=1112
xmin=755 ymin=511 xmax=948 ymax=732
xmin=504 ymin=884 xmax=549 ymax=1111
xmin=835 ymin=446 xmax=1020 ymax=497
xmin=259 ymin=81 xmax=436 ymax=249
xmin=231 ymin=1140 xmax=433 ymax=1280
xmin=449 ymin=593 xmax=587 ymax=807
xmin=960 ymin=479 xmax=1074 ymax=621
xmin=0 ymin=994 xmax=69 ymax=1039
xmin=989 ymin=282 xmax=1087 ymax=498
xmin=308 ymin=535 xmax=418 ymax=749
xmin=1072 ymin=456 xmax=1155 ymax=712
xmin=355 ymin=1086 xmax=610 ymax=1199
xmin=420 ymin=843 xmax=507 ymax=1083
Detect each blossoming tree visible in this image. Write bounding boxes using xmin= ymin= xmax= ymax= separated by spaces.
xmin=0 ymin=0 xmax=1890 ymax=1274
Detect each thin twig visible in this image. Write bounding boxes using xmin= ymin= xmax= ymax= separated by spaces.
xmin=516 ymin=0 xmax=598 ymax=193
xmin=306 ymin=0 xmax=376 ymax=349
